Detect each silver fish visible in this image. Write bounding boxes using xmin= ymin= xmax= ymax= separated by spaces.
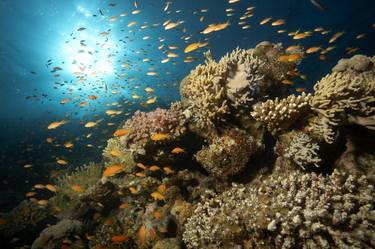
xmin=311 ymin=0 xmax=326 ymax=11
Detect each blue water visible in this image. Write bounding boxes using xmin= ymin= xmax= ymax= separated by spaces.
xmin=0 ymin=0 xmax=374 ymax=209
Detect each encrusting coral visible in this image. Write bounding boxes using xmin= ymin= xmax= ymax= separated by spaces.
xmin=251 ymin=92 xmax=312 ymax=133
xmin=195 ymin=128 xmax=261 ymax=178
xmin=310 ymin=54 xmax=375 ymax=143
xmin=183 ymin=169 xmax=375 ymax=249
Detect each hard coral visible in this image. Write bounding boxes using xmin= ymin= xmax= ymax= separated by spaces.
xmin=119 ymin=102 xmax=187 ymax=155
xmin=183 ymin=170 xmax=375 ymax=249
xmin=180 ymin=42 xmax=296 ymax=133
xmin=251 ymin=92 xmax=312 ymax=133
xmin=284 ymin=132 xmax=321 ymax=169
xmin=195 ymin=128 xmax=261 ymax=178
xmin=310 ymin=54 xmax=375 ymax=143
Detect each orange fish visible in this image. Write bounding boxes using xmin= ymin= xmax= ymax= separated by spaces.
xmin=329 ymin=31 xmax=345 ymax=43
xmin=119 ymin=203 xmax=129 ymax=209
xmin=157 ymin=184 xmax=167 ymax=193
xmin=163 ymin=166 xmax=174 ymax=175
xmin=171 ymin=147 xmax=184 ymax=154
xmin=271 ymin=19 xmax=285 ymax=26
xmin=113 ymin=129 xmax=130 ymax=137
xmin=260 ymin=16 xmax=272 ymax=25
xmin=63 ymin=141 xmax=74 ymax=149
xmin=45 ymin=184 xmax=58 ymax=192
xmin=110 ymin=149 xmax=123 ymax=157
xmin=306 ymin=46 xmax=321 ymax=54
xmin=111 ymin=235 xmax=129 ymax=244
xmin=136 ymin=172 xmax=146 ymax=177
xmin=281 ymin=79 xmax=294 ymax=85
xmin=154 ymin=211 xmax=163 ymax=219
xmin=201 ymin=21 xmax=230 ymax=34
xmin=151 ymin=191 xmax=165 ymax=201
xmin=184 ymin=42 xmax=208 ymax=53
xmin=129 ymin=187 xmax=138 ymax=194
xmin=150 ymin=133 xmax=169 ymax=141
xmin=138 ymin=225 xmax=147 ymax=245
xmin=149 ymin=165 xmax=161 ymax=171
xmin=136 ymin=163 xmax=147 ymax=170
xmin=88 ymin=95 xmax=98 ymax=100
xmin=26 ymin=191 xmax=37 ymax=197
xmin=47 ymin=120 xmax=66 ymax=130
xmin=288 ymin=53 xmax=303 ymax=62
xmin=57 ymin=159 xmax=68 ymax=165
xmin=295 ymin=87 xmax=305 ymax=93
xmin=34 ymin=184 xmax=45 ymax=189
xmin=71 ymin=184 xmax=84 ymax=193
xmin=37 ymin=199 xmax=48 ymax=206
xmin=103 ymin=164 xmax=125 ymax=177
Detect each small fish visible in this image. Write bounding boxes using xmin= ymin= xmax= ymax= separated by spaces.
xmin=163 ymin=166 xmax=174 ymax=174
xmin=129 ymin=187 xmax=138 ymax=194
xmin=165 ymin=22 xmax=180 ymax=30
xmin=113 ymin=129 xmax=130 ymax=137
xmin=147 ymin=71 xmax=158 ymax=76
xmin=128 ymin=21 xmax=137 ymax=27
xmin=184 ymin=42 xmax=208 ymax=53
xmin=132 ymin=9 xmax=141 ymax=15
xmin=157 ymin=184 xmax=167 ymax=193
xmin=26 ymin=191 xmax=37 ymax=197
xmin=310 ymin=0 xmax=326 ymax=11
xmin=201 ymin=21 xmax=230 ymax=34
xmin=306 ymin=46 xmax=321 ymax=54
xmin=88 ymin=95 xmax=98 ymax=100
xmin=149 ymin=165 xmax=161 ymax=171
xmin=119 ymin=203 xmax=129 ymax=209
xmin=136 ymin=163 xmax=147 ymax=170
xmin=37 ymin=199 xmax=48 ymax=206
xmin=150 ymin=133 xmax=169 ymax=141
xmin=45 ymin=184 xmax=58 ymax=192
xmin=84 ymin=121 xmax=98 ymax=128
xmin=63 ymin=141 xmax=74 ymax=149
xmin=77 ymin=27 xmax=86 ymax=31
xmin=146 ymin=97 xmax=157 ymax=104
xmin=57 ymin=159 xmax=68 ymax=165
xmin=111 ymin=235 xmax=129 ymax=244
xmin=260 ymin=17 xmax=272 ymax=25
xmin=71 ymin=184 xmax=84 ymax=193
xmin=271 ymin=19 xmax=285 ymax=26
xmin=151 ymin=191 xmax=165 ymax=201
xmin=33 ymin=184 xmax=45 ymax=189
xmin=136 ymin=172 xmax=146 ymax=177
xmin=103 ymin=164 xmax=125 ymax=177
xmin=329 ymin=31 xmax=345 ymax=43
xmin=47 ymin=120 xmax=66 ymax=129
xmin=171 ymin=147 xmax=184 ymax=154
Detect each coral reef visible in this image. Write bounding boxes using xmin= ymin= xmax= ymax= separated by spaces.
xmin=183 ymin=169 xmax=375 ymax=249
xmin=251 ymin=92 xmax=312 ymax=133
xmin=4 ymin=46 xmax=375 ymax=249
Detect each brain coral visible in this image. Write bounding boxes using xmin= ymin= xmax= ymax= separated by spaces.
xmin=183 ymin=169 xmax=374 ymax=249
xmin=310 ymin=54 xmax=375 ymax=143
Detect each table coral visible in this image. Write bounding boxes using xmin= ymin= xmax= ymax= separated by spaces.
xmin=183 ymin=170 xmax=375 ymax=249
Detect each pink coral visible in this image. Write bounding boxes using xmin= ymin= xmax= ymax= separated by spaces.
xmin=119 ymin=103 xmax=187 ymax=154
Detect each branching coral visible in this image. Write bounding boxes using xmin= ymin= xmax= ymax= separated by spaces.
xmin=251 ymin=92 xmax=312 ymax=133
xmin=284 ymin=132 xmax=321 ymax=169
xmin=119 ymin=103 xmax=187 ymax=155
xmin=183 ymin=170 xmax=375 ymax=249
xmin=195 ymin=129 xmax=260 ymax=178
xmin=310 ymin=54 xmax=375 ymax=143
